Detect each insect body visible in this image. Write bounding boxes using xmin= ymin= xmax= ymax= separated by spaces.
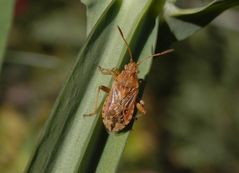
xmin=101 ymin=62 xmax=140 ymax=132
xmin=85 ymin=26 xmax=173 ymax=132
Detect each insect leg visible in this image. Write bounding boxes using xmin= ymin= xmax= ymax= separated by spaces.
xmin=98 ymin=66 xmax=120 ymax=79
xmin=84 ymin=85 xmax=110 ymax=116
xmin=135 ymin=100 xmax=146 ymax=118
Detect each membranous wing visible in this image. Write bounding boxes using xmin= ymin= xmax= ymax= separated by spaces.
xmin=103 ymin=84 xmax=138 ymax=131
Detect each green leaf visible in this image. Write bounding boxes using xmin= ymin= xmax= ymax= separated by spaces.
xmin=169 ymin=0 xmax=239 ymax=26
xmin=95 ymin=20 xmax=160 ymax=173
xmin=80 ymin=0 xmax=112 ymax=35
xmin=25 ymin=0 xmax=164 ymax=173
xmin=0 ymin=0 xmax=14 ymax=73
xmin=157 ymin=0 xmax=239 ymax=48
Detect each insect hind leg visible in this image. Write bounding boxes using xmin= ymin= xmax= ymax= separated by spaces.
xmin=84 ymin=85 xmax=110 ymax=116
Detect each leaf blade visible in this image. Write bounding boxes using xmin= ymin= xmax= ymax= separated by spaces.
xmin=163 ymin=0 xmax=239 ymax=42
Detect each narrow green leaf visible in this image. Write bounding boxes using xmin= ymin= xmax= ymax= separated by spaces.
xmin=161 ymin=0 xmax=239 ymax=43
xmin=81 ymin=1 xmax=166 ymax=172
xmin=0 ymin=0 xmax=14 ymax=73
xmin=95 ymin=16 xmax=160 ymax=173
xmin=80 ymin=0 xmax=111 ymax=35
xmin=170 ymin=0 xmax=239 ymax=26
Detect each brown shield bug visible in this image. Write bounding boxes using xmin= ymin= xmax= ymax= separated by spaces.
xmin=85 ymin=26 xmax=173 ymax=132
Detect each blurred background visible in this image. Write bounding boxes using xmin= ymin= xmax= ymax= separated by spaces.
xmin=0 ymin=0 xmax=239 ymax=173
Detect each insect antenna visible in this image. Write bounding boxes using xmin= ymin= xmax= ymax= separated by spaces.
xmin=137 ymin=49 xmax=174 ymax=65
xmin=117 ymin=26 xmax=133 ymax=62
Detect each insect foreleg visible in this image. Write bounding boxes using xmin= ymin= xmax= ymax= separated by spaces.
xmin=98 ymin=66 xmax=120 ymax=79
xmin=135 ymin=100 xmax=146 ymax=118
xmin=84 ymin=85 xmax=110 ymax=116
